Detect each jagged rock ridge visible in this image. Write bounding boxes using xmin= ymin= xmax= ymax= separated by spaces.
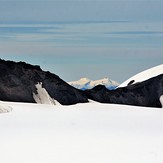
xmin=85 ymin=74 xmax=163 ymax=108
xmin=0 ymin=59 xmax=162 ymax=108
xmin=0 ymin=59 xmax=88 ymax=105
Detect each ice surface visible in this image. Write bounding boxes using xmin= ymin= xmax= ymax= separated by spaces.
xmin=0 ymin=102 xmax=163 ymax=163
xmin=33 ymin=82 xmax=56 ymax=105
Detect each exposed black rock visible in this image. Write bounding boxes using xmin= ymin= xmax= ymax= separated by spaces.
xmin=127 ymin=80 xmax=135 ymax=86
xmin=85 ymin=74 xmax=163 ymax=108
xmin=0 ymin=59 xmax=88 ymax=105
xmin=0 ymin=59 xmax=162 ymax=108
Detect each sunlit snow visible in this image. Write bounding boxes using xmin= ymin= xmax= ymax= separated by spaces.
xmin=0 ymin=102 xmax=163 ymax=163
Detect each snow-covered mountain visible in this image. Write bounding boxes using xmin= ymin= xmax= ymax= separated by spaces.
xmin=68 ymin=77 xmax=119 ymax=90
xmin=118 ymin=64 xmax=163 ymax=87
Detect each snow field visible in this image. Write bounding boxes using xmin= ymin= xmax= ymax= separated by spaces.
xmin=0 ymin=102 xmax=163 ymax=163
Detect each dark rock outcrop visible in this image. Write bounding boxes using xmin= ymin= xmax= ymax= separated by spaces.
xmin=0 ymin=59 xmax=162 ymax=108
xmin=85 ymin=74 xmax=163 ymax=108
xmin=0 ymin=59 xmax=88 ymax=105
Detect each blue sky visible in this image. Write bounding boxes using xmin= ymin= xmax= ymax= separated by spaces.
xmin=0 ymin=0 xmax=163 ymax=83
xmin=1 ymin=1 xmax=163 ymax=22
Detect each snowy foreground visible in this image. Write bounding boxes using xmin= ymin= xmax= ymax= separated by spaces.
xmin=0 ymin=102 xmax=163 ymax=163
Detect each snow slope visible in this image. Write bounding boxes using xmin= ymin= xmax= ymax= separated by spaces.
xmin=68 ymin=77 xmax=119 ymax=90
xmin=0 ymin=102 xmax=163 ymax=163
xmin=119 ymin=64 xmax=163 ymax=87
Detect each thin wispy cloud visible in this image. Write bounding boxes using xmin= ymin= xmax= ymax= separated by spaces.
xmin=0 ymin=0 xmax=162 ymax=82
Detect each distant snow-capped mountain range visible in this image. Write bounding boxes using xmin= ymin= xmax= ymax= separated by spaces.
xmin=68 ymin=77 xmax=119 ymax=90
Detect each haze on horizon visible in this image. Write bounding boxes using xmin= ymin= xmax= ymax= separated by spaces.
xmin=0 ymin=0 xmax=163 ymax=83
